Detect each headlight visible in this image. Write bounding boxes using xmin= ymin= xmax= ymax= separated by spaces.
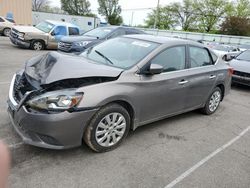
xmin=75 ymin=41 xmax=92 ymax=47
xmin=18 ymin=32 xmax=25 ymax=40
xmin=27 ymin=89 xmax=83 ymax=111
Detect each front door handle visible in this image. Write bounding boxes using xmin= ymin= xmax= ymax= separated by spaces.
xmin=178 ymin=80 xmax=189 ymax=85
xmin=209 ymin=75 xmax=216 ymax=79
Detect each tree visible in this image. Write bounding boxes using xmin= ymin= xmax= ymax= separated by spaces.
xmin=225 ymin=0 xmax=250 ymax=18
xmin=98 ymin=0 xmax=123 ymax=25
xmin=32 ymin=0 xmax=49 ymax=11
xmin=145 ymin=6 xmax=177 ymax=29
xmin=220 ymin=16 xmax=250 ymax=36
xmin=168 ymin=0 xmax=197 ymax=31
xmin=193 ymin=0 xmax=227 ymax=32
xmin=61 ymin=0 xmax=94 ymax=16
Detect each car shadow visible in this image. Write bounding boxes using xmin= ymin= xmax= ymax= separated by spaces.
xmin=231 ymin=84 xmax=250 ymax=92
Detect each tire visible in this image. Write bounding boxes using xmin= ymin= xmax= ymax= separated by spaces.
xmin=201 ymin=87 xmax=222 ymax=115
xmin=3 ymin=28 xmax=10 ymax=37
xmin=31 ymin=40 xmax=45 ymax=51
xmin=84 ymin=103 xmax=130 ymax=152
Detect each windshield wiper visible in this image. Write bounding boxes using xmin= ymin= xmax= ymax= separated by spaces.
xmin=95 ymin=50 xmax=113 ymax=65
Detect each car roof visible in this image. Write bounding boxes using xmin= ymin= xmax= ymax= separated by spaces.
xmin=45 ymin=20 xmax=79 ymax=28
xmin=123 ymin=34 xmax=204 ymax=46
xmin=100 ymin=26 xmax=143 ymax=30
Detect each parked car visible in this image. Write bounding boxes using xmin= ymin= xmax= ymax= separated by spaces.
xmin=238 ymin=43 xmax=250 ymax=51
xmin=7 ymin=35 xmax=232 ymax=152
xmin=208 ymin=44 xmax=241 ymax=60
xmin=9 ymin=20 xmax=80 ymax=50
xmin=0 ymin=16 xmax=15 ymax=36
xmin=229 ymin=50 xmax=250 ymax=86
xmin=58 ymin=26 xmax=145 ymax=53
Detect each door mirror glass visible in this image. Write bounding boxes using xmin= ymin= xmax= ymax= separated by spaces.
xmin=149 ymin=64 xmax=163 ymax=74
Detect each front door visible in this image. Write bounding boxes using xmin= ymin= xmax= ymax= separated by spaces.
xmin=138 ymin=46 xmax=190 ymax=123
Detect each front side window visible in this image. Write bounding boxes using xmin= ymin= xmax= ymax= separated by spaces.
xmin=83 ymin=27 xmax=116 ymax=39
xmin=53 ymin=26 xmax=67 ymax=36
xmin=35 ymin=21 xmax=54 ymax=33
xmin=150 ymin=46 xmax=186 ymax=72
xmin=189 ymin=46 xmax=212 ymax=68
xmin=0 ymin=17 xmax=5 ymax=22
xmin=81 ymin=37 xmax=159 ymax=69
xmin=69 ymin=27 xmax=79 ymax=35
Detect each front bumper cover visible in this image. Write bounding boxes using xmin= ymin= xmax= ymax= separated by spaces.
xmin=9 ymin=35 xmax=30 ymax=48
xmin=7 ymin=74 xmax=98 ymax=149
xmin=232 ymin=75 xmax=250 ymax=86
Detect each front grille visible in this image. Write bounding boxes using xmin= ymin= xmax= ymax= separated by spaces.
xmin=10 ymin=28 xmax=19 ymax=38
xmin=13 ymin=74 xmax=35 ymax=103
xmin=233 ymin=71 xmax=250 ymax=78
xmin=58 ymin=42 xmax=72 ymax=51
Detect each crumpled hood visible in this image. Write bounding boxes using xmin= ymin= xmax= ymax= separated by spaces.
xmin=230 ymin=59 xmax=250 ymax=73
xmin=24 ymin=52 xmax=123 ymax=85
xmin=60 ymin=35 xmax=97 ymax=43
xmin=13 ymin=26 xmax=44 ymax=33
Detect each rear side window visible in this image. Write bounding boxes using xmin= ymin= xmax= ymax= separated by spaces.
xmin=0 ymin=17 xmax=4 ymax=22
xmin=210 ymin=51 xmax=218 ymax=63
xmin=151 ymin=46 xmax=186 ymax=72
xmin=53 ymin=26 xmax=67 ymax=36
xmin=69 ymin=27 xmax=79 ymax=35
xmin=189 ymin=46 xmax=213 ymax=68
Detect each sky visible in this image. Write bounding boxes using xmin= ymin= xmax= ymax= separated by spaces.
xmin=50 ymin=0 xmax=181 ymax=25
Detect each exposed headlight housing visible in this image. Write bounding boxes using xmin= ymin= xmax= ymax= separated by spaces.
xmin=27 ymin=89 xmax=83 ymax=111
xmin=17 ymin=32 xmax=25 ymax=40
xmin=75 ymin=41 xmax=92 ymax=47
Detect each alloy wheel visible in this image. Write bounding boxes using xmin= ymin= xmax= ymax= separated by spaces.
xmin=33 ymin=41 xmax=43 ymax=50
xmin=95 ymin=112 xmax=126 ymax=147
xmin=209 ymin=91 xmax=221 ymax=112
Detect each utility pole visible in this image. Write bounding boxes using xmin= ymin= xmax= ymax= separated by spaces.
xmin=153 ymin=0 xmax=160 ymax=29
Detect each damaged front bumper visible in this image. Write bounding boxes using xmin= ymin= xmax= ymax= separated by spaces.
xmin=7 ymin=73 xmax=98 ymax=149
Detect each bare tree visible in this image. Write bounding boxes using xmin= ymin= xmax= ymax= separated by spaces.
xmin=32 ymin=0 xmax=49 ymax=11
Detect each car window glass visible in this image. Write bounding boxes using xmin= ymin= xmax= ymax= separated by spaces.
xmin=53 ymin=26 xmax=67 ymax=36
xmin=189 ymin=47 xmax=212 ymax=68
xmin=210 ymin=51 xmax=218 ymax=63
xmin=125 ymin=29 xmax=142 ymax=35
xmin=108 ymin=30 xmax=126 ymax=39
xmin=0 ymin=17 xmax=4 ymax=22
xmin=150 ymin=46 xmax=186 ymax=72
xmin=69 ymin=27 xmax=79 ymax=35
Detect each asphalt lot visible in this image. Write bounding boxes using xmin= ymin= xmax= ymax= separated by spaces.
xmin=0 ymin=36 xmax=250 ymax=188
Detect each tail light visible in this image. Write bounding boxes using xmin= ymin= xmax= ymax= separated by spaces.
xmin=228 ymin=67 xmax=234 ymax=76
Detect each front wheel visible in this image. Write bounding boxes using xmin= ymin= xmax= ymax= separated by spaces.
xmin=31 ymin=40 xmax=45 ymax=51
xmin=201 ymin=87 xmax=222 ymax=115
xmin=3 ymin=28 xmax=10 ymax=36
xmin=84 ymin=104 xmax=130 ymax=152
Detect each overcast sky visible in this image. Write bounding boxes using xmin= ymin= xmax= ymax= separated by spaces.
xmin=50 ymin=0 xmax=181 ymax=25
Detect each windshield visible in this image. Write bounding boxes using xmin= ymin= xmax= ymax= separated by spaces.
xmin=35 ymin=21 xmax=54 ymax=33
xmin=236 ymin=50 xmax=250 ymax=61
xmin=81 ymin=37 xmax=159 ymax=69
xmin=83 ymin=27 xmax=116 ymax=39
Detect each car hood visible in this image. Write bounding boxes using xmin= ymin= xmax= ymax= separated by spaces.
xmin=24 ymin=52 xmax=123 ymax=85
xmin=60 ymin=35 xmax=97 ymax=43
xmin=229 ymin=59 xmax=250 ymax=73
xmin=12 ymin=26 xmax=44 ymax=33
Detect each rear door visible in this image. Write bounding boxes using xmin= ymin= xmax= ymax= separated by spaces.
xmin=184 ymin=45 xmax=218 ymax=110
xmin=138 ymin=45 xmax=190 ymax=122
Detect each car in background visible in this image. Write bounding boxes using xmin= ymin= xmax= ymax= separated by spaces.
xmin=7 ymin=35 xmax=232 ymax=152
xmin=0 ymin=16 xmax=15 ymax=36
xmin=9 ymin=20 xmax=80 ymax=50
xmin=238 ymin=43 xmax=250 ymax=51
xmin=58 ymin=26 xmax=145 ymax=53
xmin=208 ymin=44 xmax=241 ymax=60
xmin=229 ymin=50 xmax=250 ymax=86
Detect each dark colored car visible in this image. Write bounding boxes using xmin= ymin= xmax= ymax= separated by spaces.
xmin=8 ymin=35 xmax=232 ymax=152
xmin=58 ymin=26 xmax=145 ymax=53
xmin=230 ymin=50 xmax=250 ymax=86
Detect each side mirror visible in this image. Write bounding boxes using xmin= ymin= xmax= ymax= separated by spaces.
xmin=51 ymin=31 xmax=55 ymax=36
xmin=224 ymin=54 xmax=235 ymax=61
xmin=148 ymin=64 xmax=163 ymax=74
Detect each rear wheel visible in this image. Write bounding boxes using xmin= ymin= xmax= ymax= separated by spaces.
xmin=3 ymin=28 xmax=10 ymax=36
xmin=201 ymin=87 xmax=222 ymax=115
xmin=31 ymin=40 xmax=45 ymax=51
xmin=84 ymin=103 xmax=130 ymax=152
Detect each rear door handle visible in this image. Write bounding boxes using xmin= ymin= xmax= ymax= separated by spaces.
xmin=178 ymin=80 xmax=189 ymax=85
xmin=209 ymin=75 xmax=216 ymax=79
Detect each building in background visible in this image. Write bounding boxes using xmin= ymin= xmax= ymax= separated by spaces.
xmin=0 ymin=0 xmax=32 ymax=25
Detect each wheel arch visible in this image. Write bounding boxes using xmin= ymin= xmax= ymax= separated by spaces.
xmin=215 ymin=83 xmax=225 ymax=101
